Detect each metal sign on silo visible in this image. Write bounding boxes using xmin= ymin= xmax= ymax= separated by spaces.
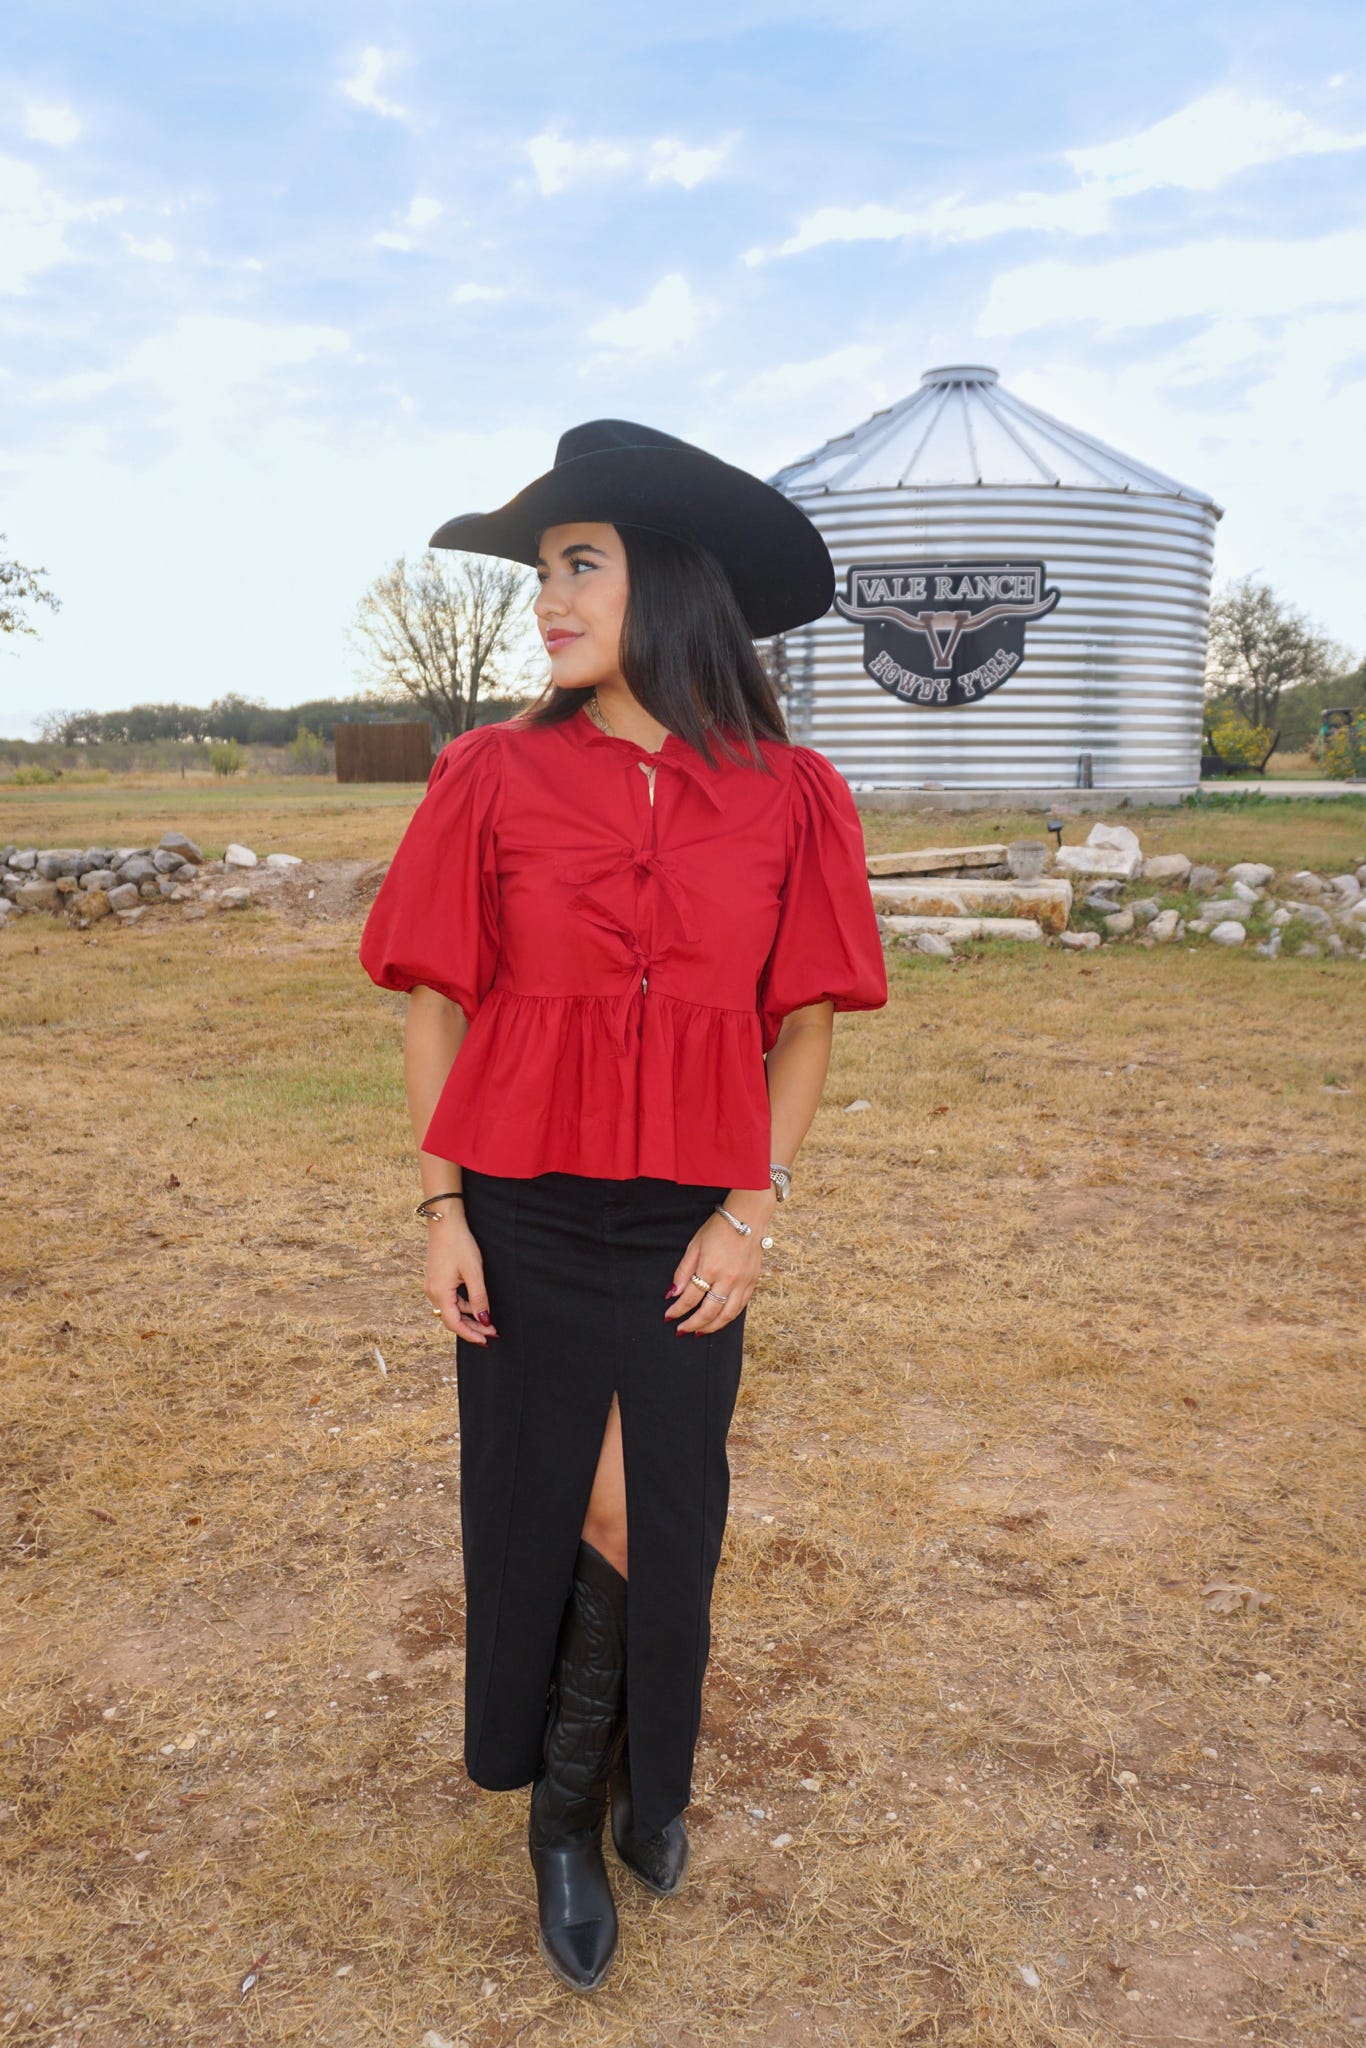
xmin=768 ymin=365 xmax=1223 ymax=792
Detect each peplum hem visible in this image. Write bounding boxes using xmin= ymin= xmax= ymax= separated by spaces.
xmin=421 ymin=987 xmax=773 ymax=1188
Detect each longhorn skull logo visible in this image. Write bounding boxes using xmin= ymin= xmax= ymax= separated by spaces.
xmin=834 ymin=559 xmax=1061 ymax=711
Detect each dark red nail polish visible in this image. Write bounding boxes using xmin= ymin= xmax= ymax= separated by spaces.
xmin=664 ymin=1283 xmax=679 ymax=1299
xmin=477 ymin=1309 xmax=492 ymax=1325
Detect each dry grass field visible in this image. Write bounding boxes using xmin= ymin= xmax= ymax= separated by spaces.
xmin=2 ymin=776 xmax=1364 ymax=2047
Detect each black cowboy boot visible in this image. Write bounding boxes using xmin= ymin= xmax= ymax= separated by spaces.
xmin=527 ymin=1539 xmax=628 ymax=1993
xmin=609 ymin=1724 xmax=690 ymax=1897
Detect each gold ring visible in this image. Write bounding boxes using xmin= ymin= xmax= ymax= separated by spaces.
xmin=689 ymin=1272 xmax=710 ymax=1290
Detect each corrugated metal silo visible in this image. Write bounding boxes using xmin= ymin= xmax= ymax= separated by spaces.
xmin=768 ymin=365 xmax=1222 ymax=792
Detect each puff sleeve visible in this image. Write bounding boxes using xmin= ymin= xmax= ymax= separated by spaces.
xmin=357 ymin=723 xmax=504 ymax=1022
xmin=757 ymin=745 xmax=888 ymax=1054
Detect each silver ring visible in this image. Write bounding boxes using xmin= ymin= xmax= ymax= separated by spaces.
xmin=708 ymin=1287 xmax=729 ymax=1304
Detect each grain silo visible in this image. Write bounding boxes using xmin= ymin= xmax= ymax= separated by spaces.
xmin=767 ymin=365 xmax=1222 ymax=794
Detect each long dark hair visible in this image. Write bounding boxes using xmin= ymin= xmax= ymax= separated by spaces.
xmin=515 ymin=523 xmax=790 ymax=775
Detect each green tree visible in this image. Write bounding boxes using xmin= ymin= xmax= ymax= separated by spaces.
xmin=352 ymin=550 xmax=541 ymax=738
xmin=1206 ymin=575 xmax=1347 ymax=729
xmin=1 ymin=537 xmax=60 ymax=637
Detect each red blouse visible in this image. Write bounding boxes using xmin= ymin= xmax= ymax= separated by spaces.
xmin=357 ymin=707 xmax=888 ymax=1187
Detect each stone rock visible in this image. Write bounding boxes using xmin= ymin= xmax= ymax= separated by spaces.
xmin=1226 ymin=862 xmax=1275 ymax=888
xmin=997 ymin=843 xmax=1042 ymax=880
xmin=1296 ymin=942 xmax=1322 ymax=957
xmin=1328 ymin=873 xmax=1362 ymax=905
xmin=1286 ymin=870 xmax=1325 ymax=896
xmin=877 ymin=913 xmax=1043 ymax=941
xmin=1229 ymin=880 xmax=1261 ymax=904
xmin=224 ymin=843 xmax=258 ymax=868
xmin=218 ymin=887 xmax=252 ymax=909
xmin=17 ymin=879 xmax=62 ymax=912
xmin=55 ymin=875 xmax=80 ymax=896
xmin=1055 ymin=844 xmax=1140 ymax=883
xmin=1208 ymin=920 xmax=1247 ymax=946
xmin=1140 ymin=853 xmax=1192 ymax=885
xmin=78 ymin=868 xmax=119 ymax=892
xmin=11 ymin=850 xmax=37 ymax=870
xmin=1148 ymin=910 xmax=1183 ymax=943
xmin=1060 ymin=930 xmax=1102 ymax=950
xmin=116 ymin=905 xmax=148 ymax=924
xmin=107 ymin=883 xmax=141 ymax=910
xmin=159 ymin=832 xmax=204 ymax=863
xmin=138 ymin=879 xmax=161 ymax=900
xmin=1325 ymin=934 xmax=1346 ymax=957
xmin=1270 ymin=907 xmax=1292 ymax=928
xmin=870 ymin=879 xmax=1071 ymax=935
xmin=1347 ymin=899 xmax=1366 ymax=924
xmin=1128 ymin=898 xmax=1161 ymax=925
xmin=1202 ymin=899 xmax=1247 ymax=924
xmin=152 ymin=849 xmax=187 ymax=874
xmin=1087 ymin=821 xmax=1142 ymax=859
xmin=915 ymin=932 xmax=955 ymax=959
xmin=36 ymin=850 xmax=83 ymax=880
xmin=264 ymin=852 xmax=304 ymax=869
xmin=1187 ymin=865 xmax=1221 ymax=895
xmin=1084 ymin=890 xmax=1122 ymax=913
xmin=1357 ymin=864 xmax=1366 ymax=888
xmin=80 ymin=889 xmax=113 ymax=922
xmin=1103 ymin=909 xmax=1135 ymax=935
xmin=181 ymin=904 xmax=210 ymax=921
xmin=1255 ymin=931 xmax=1282 ymax=959
xmin=1290 ymin=904 xmax=1332 ymax=929
xmin=116 ymin=855 xmax=159 ymax=885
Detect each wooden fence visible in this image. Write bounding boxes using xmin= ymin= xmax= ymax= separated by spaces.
xmin=333 ymin=722 xmax=435 ymax=784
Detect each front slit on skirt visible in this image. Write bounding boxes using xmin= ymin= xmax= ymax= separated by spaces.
xmin=454 ymin=1167 xmax=746 ymax=1842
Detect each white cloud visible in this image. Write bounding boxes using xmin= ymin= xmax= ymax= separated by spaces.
xmin=373 ymin=192 xmax=443 ymax=252
xmin=584 ymin=272 xmax=705 ymax=358
xmin=730 ymin=341 xmax=887 ymax=410
xmin=341 ymin=46 xmax=414 ymax=126
xmin=42 ymin=314 xmax=351 ymax=432
xmin=978 ymin=227 xmax=1366 ymax=335
xmin=746 ymin=87 xmax=1366 ymax=264
xmin=0 ymin=154 xmax=122 ymax=294
xmin=405 ymin=194 xmax=442 ymax=230
xmin=125 ymin=233 xmax=175 ymax=263
xmin=647 ymin=135 xmax=735 ymax=188
xmin=1066 ymin=87 xmax=1366 ymax=197
xmin=525 ymin=127 xmax=632 ymax=196
xmin=451 ymin=281 xmax=505 ymax=304
xmin=525 ymin=127 xmax=733 ymax=196
xmin=25 ymin=104 xmax=82 ymax=148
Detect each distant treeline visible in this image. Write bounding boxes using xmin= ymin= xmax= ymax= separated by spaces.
xmin=35 ymin=692 xmax=530 ymax=748
xmin=1269 ymin=667 xmax=1366 ymax=750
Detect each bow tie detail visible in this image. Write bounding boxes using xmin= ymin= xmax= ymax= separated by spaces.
xmin=573 ymin=721 xmax=727 ymax=811
xmin=559 ymin=843 xmax=701 ymax=946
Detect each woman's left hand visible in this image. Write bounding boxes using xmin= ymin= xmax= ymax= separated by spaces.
xmin=664 ymin=1211 xmax=766 ymax=1335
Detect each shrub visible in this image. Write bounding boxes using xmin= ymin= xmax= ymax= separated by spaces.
xmin=1206 ymin=711 xmax=1276 ymax=771
xmin=208 ymin=740 xmax=246 ymax=777
xmin=1321 ymin=712 xmax=1366 ymax=781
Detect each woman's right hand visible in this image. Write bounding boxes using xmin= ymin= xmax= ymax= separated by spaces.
xmin=426 ymin=1214 xmax=498 ymax=1343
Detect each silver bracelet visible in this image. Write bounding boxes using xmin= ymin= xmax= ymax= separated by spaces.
xmin=712 ymin=1204 xmax=752 ymax=1236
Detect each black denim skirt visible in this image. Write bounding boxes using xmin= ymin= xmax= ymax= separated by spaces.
xmin=454 ymin=1167 xmax=748 ymax=1840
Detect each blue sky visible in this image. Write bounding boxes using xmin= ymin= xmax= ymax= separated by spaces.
xmin=2 ymin=0 xmax=1364 ymax=739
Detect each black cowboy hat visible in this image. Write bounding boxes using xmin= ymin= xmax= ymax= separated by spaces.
xmin=428 ymin=418 xmax=834 ymax=639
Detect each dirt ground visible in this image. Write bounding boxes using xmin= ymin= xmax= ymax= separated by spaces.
xmin=2 ymin=796 xmax=1364 ymax=2047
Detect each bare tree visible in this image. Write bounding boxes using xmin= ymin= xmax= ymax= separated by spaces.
xmin=1 ymin=536 xmax=60 ymax=638
xmin=352 ymin=550 xmax=542 ymax=736
xmin=1206 ymin=574 xmax=1348 ymax=729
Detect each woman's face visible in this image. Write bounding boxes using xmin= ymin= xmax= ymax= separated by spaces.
xmin=533 ymin=520 xmax=629 ymax=691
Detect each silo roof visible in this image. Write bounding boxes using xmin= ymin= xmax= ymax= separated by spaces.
xmin=768 ymin=364 xmax=1220 ymax=509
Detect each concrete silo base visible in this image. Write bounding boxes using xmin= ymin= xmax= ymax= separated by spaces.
xmin=851 ymin=785 xmax=1199 ymax=815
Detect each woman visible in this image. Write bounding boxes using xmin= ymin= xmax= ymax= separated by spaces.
xmin=358 ymin=418 xmax=888 ymax=1995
